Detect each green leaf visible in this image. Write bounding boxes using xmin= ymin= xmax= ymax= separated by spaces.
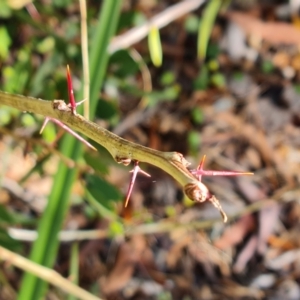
xmin=86 ymin=191 xmax=119 ymax=220
xmin=109 ymin=221 xmax=124 ymax=236
xmin=53 ymin=0 xmax=73 ymax=7
xmin=86 ymin=174 xmax=122 ymax=210
xmin=109 ymin=50 xmax=139 ymax=77
xmin=188 ymin=130 xmax=201 ymax=155
xmin=0 ymin=2 xmax=12 ymax=18
xmin=147 ymin=85 xmax=180 ymax=107
xmin=191 ymin=107 xmax=204 ymax=125
xmin=0 ymin=205 xmax=14 ymax=224
xmin=232 ymin=71 xmax=244 ymax=81
xmin=160 ymin=71 xmax=175 ymax=85
xmin=210 ymin=72 xmax=226 ymax=88
xmin=194 ymin=64 xmax=209 ymax=90
xmin=95 ymin=98 xmax=118 ymax=120
xmin=36 ymin=37 xmax=55 ymax=54
xmin=84 ymin=152 xmax=109 ymax=175
xmin=133 ymin=12 xmax=147 ymax=26
xmin=20 ymin=114 xmax=36 ymax=127
xmin=30 ymin=53 xmax=63 ymax=96
xmin=294 ymin=84 xmax=300 ymax=94
xmin=117 ymin=11 xmax=136 ymax=31
xmin=0 ymin=26 xmax=11 ymax=59
xmin=184 ymin=14 xmax=199 ymax=33
xmin=0 ymin=107 xmax=13 ymax=126
xmin=41 ymin=121 xmax=57 ymax=143
xmin=262 ymin=60 xmax=274 ymax=74
xmin=208 ymin=59 xmax=219 ymax=71
xmin=0 ymin=227 xmax=21 ymax=250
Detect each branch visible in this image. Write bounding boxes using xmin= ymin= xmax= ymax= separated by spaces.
xmin=0 ymin=90 xmax=206 ymax=205
xmin=0 ymin=246 xmax=102 ymax=300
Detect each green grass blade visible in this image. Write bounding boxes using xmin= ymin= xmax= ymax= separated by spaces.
xmin=18 ymin=136 xmax=82 ymax=299
xmin=68 ymin=242 xmax=79 ymax=300
xmin=17 ymin=1 xmax=122 ymax=299
xmin=89 ymin=0 xmax=122 ymax=119
xmin=198 ymin=0 xmax=222 ymax=61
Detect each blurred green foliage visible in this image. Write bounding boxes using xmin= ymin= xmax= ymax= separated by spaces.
xmin=148 ymin=26 xmax=163 ymax=67
xmin=0 ymin=0 xmax=230 ymax=297
xmin=198 ymin=0 xmax=222 ymax=61
xmin=86 ymin=174 xmax=122 ymax=210
xmin=0 ymin=26 xmax=11 ymax=59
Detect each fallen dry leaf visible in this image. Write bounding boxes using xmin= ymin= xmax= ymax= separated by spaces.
xmin=227 ymin=11 xmax=300 ymax=46
xmin=217 ymin=278 xmax=264 ymax=299
xmin=214 ymin=214 xmax=256 ymax=250
xmin=100 ymin=235 xmax=147 ymax=295
xmin=257 ymin=201 xmax=280 ymax=255
xmin=233 ymin=235 xmax=258 ymax=273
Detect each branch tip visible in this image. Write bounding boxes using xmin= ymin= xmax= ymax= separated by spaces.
xmin=209 ymin=195 xmax=228 ymax=223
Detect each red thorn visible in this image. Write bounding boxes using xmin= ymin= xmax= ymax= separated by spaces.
xmin=191 ymin=154 xmax=253 ymax=178
xmin=66 ymin=65 xmax=76 ymax=115
xmin=198 ymin=155 xmax=206 ymax=170
xmin=39 ymin=66 xmax=96 ymax=150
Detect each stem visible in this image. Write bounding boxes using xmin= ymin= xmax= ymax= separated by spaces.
xmin=79 ymin=0 xmax=90 ymax=120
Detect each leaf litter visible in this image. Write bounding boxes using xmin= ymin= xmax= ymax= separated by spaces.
xmin=2 ymin=1 xmax=300 ymax=299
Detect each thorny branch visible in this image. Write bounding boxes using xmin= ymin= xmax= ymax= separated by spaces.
xmin=0 ymin=90 xmax=252 ymax=222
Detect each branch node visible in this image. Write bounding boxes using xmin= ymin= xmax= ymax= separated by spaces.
xmin=184 ymin=182 xmax=209 ymax=203
xmin=184 ymin=182 xmax=228 ymax=223
xmin=115 ymin=156 xmax=132 ymax=166
xmin=53 ymin=100 xmax=70 ymax=112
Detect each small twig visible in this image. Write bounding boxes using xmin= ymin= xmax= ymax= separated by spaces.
xmin=109 ymin=0 xmax=206 ymax=53
xmin=0 ymin=246 xmax=102 ymax=300
xmin=128 ymin=48 xmax=152 ymax=107
xmin=7 ymin=184 xmax=297 ymax=242
xmin=1 ymin=177 xmax=47 ymax=213
xmin=112 ymin=48 xmax=153 ymax=135
xmin=0 ymin=127 xmax=93 ymax=174
xmin=0 ymin=268 xmax=16 ymax=298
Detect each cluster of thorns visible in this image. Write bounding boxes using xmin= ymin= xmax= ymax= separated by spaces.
xmin=40 ymin=66 xmax=253 ymax=220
